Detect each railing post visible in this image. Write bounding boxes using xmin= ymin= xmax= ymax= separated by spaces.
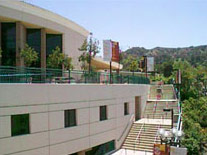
xmin=128 ymin=75 xmax=129 ymax=84
xmin=68 ymin=69 xmax=71 ymax=84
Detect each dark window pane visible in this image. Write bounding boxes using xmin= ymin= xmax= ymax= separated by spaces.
xmin=65 ymin=109 xmax=76 ymax=127
xmin=100 ymin=106 xmax=107 ymax=121
xmin=26 ymin=29 xmax=41 ymax=67
xmin=11 ymin=114 xmax=30 ymax=136
xmin=124 ymin=102 xmax=129 ymax=115
xmin=85 ymin=140 xmax=115 ymax=155
xmin=46 ymin=34 xmax=62 ymax=69
xmin=46 ymin=34 xmax=62 ymax=57
xmin=1 ymin=23 xmax=16 ymax=66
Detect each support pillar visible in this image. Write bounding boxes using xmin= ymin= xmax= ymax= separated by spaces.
xmin=41 ymin=28 xmax=46 ymax=68
xmin=0 ymin=22 xmax=2 ymax=66
xmin=16 ymin=22 xmax=25 ymax=66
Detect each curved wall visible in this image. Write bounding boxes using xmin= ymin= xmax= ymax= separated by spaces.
xmin=0 ymin=1 xmax=89 ymax=69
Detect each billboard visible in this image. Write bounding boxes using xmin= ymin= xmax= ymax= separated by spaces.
xmin=153 ymin=144 xmax=170 ymax=155
xmin=103 ymin=40 xmax=120 ymax=62
xmin=103 ymin=40 xmax=112 ymax=61
xmin=147 ymin=57 xmax=154 ymax=72
xmin=176 ymin=69 xmax=181 ymax=84
xmin=111 ymin=41 xmax=120 ymax=62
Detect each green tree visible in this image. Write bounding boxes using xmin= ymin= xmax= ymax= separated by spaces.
xmin=78 ymin=36 xmax=100 ymax=71
xmin=47 ymin=46 xmax=73 ymax=70
xmin=63 ymin=56 xmax=73 ymax=70
xmin=20 ymin=44 xmax=38 ymax=67
xmin=172 ymin=60 xmax=197 ymax=100
xmin=129 ymin=59 xmax=138 ymax=75
xmin=182 ymin=97 xmax=207 ymax=154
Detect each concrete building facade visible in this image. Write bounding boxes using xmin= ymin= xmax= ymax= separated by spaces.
xmin=0 ymin=1 xmax=89 ymax=69
xmin=0 ymin=84 xmax=149 ymax=155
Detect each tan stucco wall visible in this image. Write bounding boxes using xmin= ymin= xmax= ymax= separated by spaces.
xmin=0 ymin=84 xmax=149 ymax=155
xmin=0 ymin=1 xmax=89 ymax=69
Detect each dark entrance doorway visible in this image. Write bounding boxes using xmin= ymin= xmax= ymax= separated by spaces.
xmin=135 ymin=96 xmax=141 ymax=121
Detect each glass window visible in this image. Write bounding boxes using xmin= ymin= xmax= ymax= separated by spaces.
xmin=124 ymin=102 xmax=129 ymax=115
xmin=100 ymin=105 xmax=107 ymax=121
xmin=46 ymin=34 xmax=62 ymax=57
xmin=11 ymin=114 xmax=30 ymax=136
xmin=1 ymin=23 xmax=16 ymax=66
xmin=65 ymin=109 xmax=76 ymax=127
xmin=85 ymin=140 xmax=115 ymax=155
xmin=26 ymin=29 xmax=41 ymax=67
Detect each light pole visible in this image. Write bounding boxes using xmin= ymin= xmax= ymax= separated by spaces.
xmin=88 ymin=32 xmax=93 ymax=73
xmin=158 ymin=128 xmax=184 ymax=148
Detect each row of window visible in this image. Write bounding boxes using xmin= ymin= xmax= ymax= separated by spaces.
xmin=11 ymin=103 xmax=129 ymax=136
xmin=1 ymin=23 xmax=62 ymax=67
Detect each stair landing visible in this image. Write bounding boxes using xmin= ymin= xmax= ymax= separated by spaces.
xmin=112 ymin=149 xmax=153 ymax=155
xmin=136 ymin=118 xmax=171 ymax=126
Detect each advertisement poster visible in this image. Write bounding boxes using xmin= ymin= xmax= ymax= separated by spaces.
xmin=103 ymin=40 xmax=112 ymax=61
xmin=153 ymin=144 xmax=170 ymax=155
xmin=147 ymin=57 xmax=155 ymax=72
xmin=176 ymin=69 xmax=181 ymax=84
xmin=111 ymin=41 xmax=120 ymax=62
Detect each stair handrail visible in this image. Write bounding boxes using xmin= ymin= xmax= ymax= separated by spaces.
xmin=117 ymin=114 xmax=135 ymax=141
xmin=154 ymin=123 xmax=161 ymax=144
xmin=134 ymin=123 xmax=145 ymax=151
xmin=153 ymin=101 xmax=157 ymax=119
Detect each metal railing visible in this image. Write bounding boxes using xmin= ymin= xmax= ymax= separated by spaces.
xmin=0 ymin=66 xmax=150 ymax=84
xmin=154 ymin=124 xmax=161 ymax=144
xmin=117 ymin=114 xmax=135 ymax=142
xmin=174 ymin=86 xmax=182 ymax=143
xmin=134 ymin=123 xmax=145 ymax=151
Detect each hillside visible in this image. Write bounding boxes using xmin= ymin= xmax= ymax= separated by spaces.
xmin=121 ymin=45 xmax=207 ymax=67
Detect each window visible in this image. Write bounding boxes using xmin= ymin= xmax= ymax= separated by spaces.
xmin=46 ymin=34 xmax=62 ymax=57
xmin=1 ymin=23 xmax=16 ymax=66
xmin=85 ymin=140 xmax=115 ymax=155
xmin=11 ymin=114 xmax=30 ymax=136
xmin=27 ymin=29 xmax=41 ymax=67
xmin=124 ymin=102 xmax=129 ymax=115
xmin=64 ymin=109 xmax=76 ymax=127
xmin=100 ymin=105 xmax=107 ymax=121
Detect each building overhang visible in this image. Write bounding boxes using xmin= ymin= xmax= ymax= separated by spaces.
xmin=91 ymin=57 xmax=123 ymax=70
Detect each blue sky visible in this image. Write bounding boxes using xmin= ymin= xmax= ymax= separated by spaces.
xmin=28 ymin=0 xmax=207 ymax=53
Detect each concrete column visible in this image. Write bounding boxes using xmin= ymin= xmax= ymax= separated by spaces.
xmin=16 ymin=22 xmax=25 ymax=66
xmin=0 ymin=22 xmax=2 ymax=66
xmin=41 ymin=28 xmax=46 ymax=68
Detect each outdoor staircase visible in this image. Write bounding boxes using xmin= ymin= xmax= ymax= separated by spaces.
xmin=144 ymin=101 xmax=179 ymax=119
xmin=149 ymin=85 xmax=176 ymax=100
xmin=120 ymin=84 xmax=179 ymax=153
xmin=122 ymin=122 xmax=171 ymax=152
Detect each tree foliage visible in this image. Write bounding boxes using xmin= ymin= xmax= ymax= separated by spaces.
xmin=78 ymin=38 xmax=100 ymax=70
xmin=182 ymin=97 xmax=207 ymax=154
xmin=20 ymin=44 xmax=38 ymax=67
xmin=47 ymin=46 xmax=73 ymax=70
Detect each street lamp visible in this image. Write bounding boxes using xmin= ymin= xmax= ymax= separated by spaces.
xmin=157 ymin=128 xmax=184 ymax=147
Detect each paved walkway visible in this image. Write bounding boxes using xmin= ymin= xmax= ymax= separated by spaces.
xmin=135 ymin=118 xmax=171 ymax=125
xmin=112 ymin=149 xmax=152 ymax=155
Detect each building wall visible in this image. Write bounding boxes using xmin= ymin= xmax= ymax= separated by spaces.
xmin=0 ymin=1 xmax=89 ymax=69
xmin=0 ymin=84 xmax=149 ymax=155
